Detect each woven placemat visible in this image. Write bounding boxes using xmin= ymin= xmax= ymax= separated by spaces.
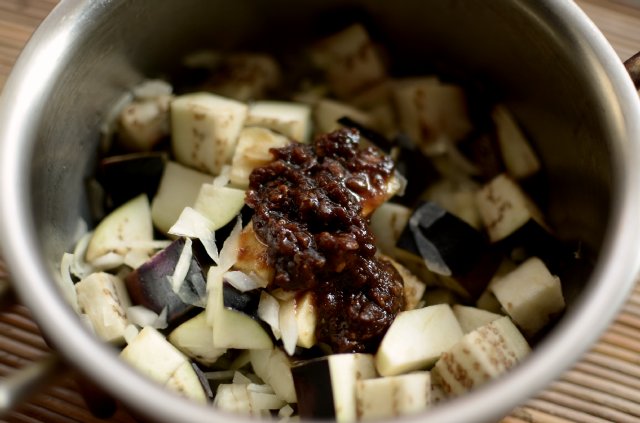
xmin=1 ymin=1 xmax=640 ymax=422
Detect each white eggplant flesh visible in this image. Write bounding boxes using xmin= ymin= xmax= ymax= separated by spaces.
xmin=164 ymin=361 xmax=208 ymax=404
xmin=313 ymin=98 xmax=376 ymax=135
xmin=310 ymin=24 xmax=386 ymax=99
xmin=394 ymin=77 xmax=472 ymax=156
xmin=375 ymin=304 xmax=463 ymax=376
xmin=75 ymin=272 xmax=130 ymax=344
xmin=210 ymin=53 xmax=281 ymax=102
xmin=245 ymin=100 xmax=312 ymax=143
xmin=356 ymin=371 xmax=431 ymax=420
xmin=452 ymin=304 xmax=502 ymax=334
xmin=208 ymin=267 xmax=273 ymax=350
xmin=369 ymin=202 xmax=411 ymax=257
xmin=249 ymin=348 xmax=297 ymax=403
xmin=121 ymin=327 xmax=191 ymax=388
xmin=475 ymin=173 xmax=546 ymax=243
xmin=229 ymin=127 xmax=291 ymax=188
xmin=85 ymin=194 xmax=153 ymax=262
xmin=171 ymin=92 xmax=248 ymax=175
xmin=119 ymin=95 xmax=172 ymax=152
xmin=492 ymin=105 xmax=541 ymax=180
xmin=292 ymin=353 xmax=376 ymax=422
xmin=491 ymin=257 xmax=565 ymax=337
xmin=193 ymin=183 xmax=246 ymax=231
xmin=168 ymin=312 xmax=226 ymax=366
xmin=433 ymin=316 xmax=530 ymax=396
xmin=150 ymin=161 xmax=213 ymax=234
xmin=214 ymin=384 xmax=253 ymax=415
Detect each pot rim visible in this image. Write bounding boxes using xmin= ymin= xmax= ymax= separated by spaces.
xmin=2 ymin=1 xmax=640 ymax=422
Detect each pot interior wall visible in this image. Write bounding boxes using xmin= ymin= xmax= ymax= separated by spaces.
xmin=32 ymin=0 xmax=614 ymax=319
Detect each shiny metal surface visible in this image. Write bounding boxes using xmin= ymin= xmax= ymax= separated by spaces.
xmin=1 ymin=0 xmax=640 ymax=422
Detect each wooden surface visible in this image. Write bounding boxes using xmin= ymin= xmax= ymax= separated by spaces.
xmin=2 ymin=0 xmax=640 ymax=422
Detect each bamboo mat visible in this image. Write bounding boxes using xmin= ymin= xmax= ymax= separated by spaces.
xmin=2 ymin=0 xmax=640 ymax=422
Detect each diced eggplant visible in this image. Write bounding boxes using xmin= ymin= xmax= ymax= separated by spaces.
xmin=452 ymin=304 xmax=502 ymax=334
xmin=125 ymin=237 xmax=207 ymax=326
xmin=228 ymin=127 xmax=291 ymax=188
xmin=118 ymin=95 xmax=172 ymax=152
xmin=421 ymin=177 xmax=483 ymax=230
xmin=96 ymin=152 xmax=167 ymax=209
xmin=313 ymin=99 xmax=377 ymax=136
xmin=150 ymin=161 xmax=213 ymax=234
xmin=233 ymin=221 xmax=274 ymax=286
xmin=76 ymin=272 xmax=131 ymax=344
xmin=207 ymin=53 xmax=282 ymax=102
xmin=356 ymin=371 xmax=431 ymax=420
xmin=433 ymin=316 xmax=530 ymax=396
xmin=250 ymin=348 xmax=297 ymax=403
xmin=396 ymin=201 xmax=499 ymax=299
xmin=491 ymin=257 xmax=565 ymax=338
xmin=375 ymin=304 xmax=463 ymax=377
xmin=492 ymin=105 xmax=540 ymax=180
xmin=369 ymin=202 xmax=411 ymax=257
xmin=168 ymin=312 xmax=226 ymax=367
xmin=393 ymin=77 xmax=473 ymax=155
xmin=208 ymin=268 xmax=273 ymax=350
xmin=85 ymin=194 xmax=154 ymax=263
xmin=171 ymin=92 xmax=248 ymax=175
xmin=121 ymin=326 xmax=207 ymax=402
xmin=193 ymin=183 xmax=246 ymax=231
xmin=245 ymin=100 xmax=312 ymax=142
xmin=222 ymin=282 xmax=260 ymax=317
xmin=292 ymin=353 xmax=376 ymax=422
xmin=310 ymin=23 xmax=387 ymax=99
xmin=213 ymin=383 xmax=253 ymax=415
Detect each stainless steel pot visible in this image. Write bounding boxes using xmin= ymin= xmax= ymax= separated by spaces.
xmin=2 ymin=0 xmax=640 ymax=422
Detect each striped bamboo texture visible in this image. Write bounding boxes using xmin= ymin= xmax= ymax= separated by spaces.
xmin=2 ymin=0 xmax=640 ymax=422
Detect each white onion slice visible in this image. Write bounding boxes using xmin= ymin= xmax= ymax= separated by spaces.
xmin=169 ymin=207 xmax=219 ymax=264
xmin=71 ymin=232 xmax=94 ymax=279
xmin=212 ymin=165 xmax=231 ymax=188
xmin=233 ymin=371 xmax=252 ymax=385
xmin=123 ymin=249 xmax=150 ymax=269
xmin=123 ymin=324 xmax=140 ymax=344
xmin=278 ymin=404 xmax=295 ymax=418
xmin=90 ymin=252 xmax=124 ymax=271
xmin=247 ymin=383 xmax=275 ymax=394
xmin=257 ymin=291 xmax=281 ymax=340
xmin=170 ymin=238 xmax=193 ymax=293
xmin=218 ymin=216 xmax=243 ymax=272
xmin=132 ymin=79 xmax=173 ymax=100
xmin=280 ymin=303 xmax=298 ymax=356
xmin=127 ymin=305 xmax=167 ymax=329
xmin=223 ymin=271 xmax=263 ymax=292
xmin=249 ymin=391 xmax=285 ymax=411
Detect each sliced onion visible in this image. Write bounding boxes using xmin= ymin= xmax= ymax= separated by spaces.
xmin=257 ymin=291 xmax=281 ymax=340
xmin=132 ymin=79 xmax=173 ymax=100
xmin=124 ymin=249 xmax=151 ymax=269
xmin=123 ymin=324 xmax=140 ymax=344
xmin=247 ymin=383 xmax=275 ymax=394
xmin=212 ymin=165 xmax=231 ymax=188
xmin=278 ymin=404 xmax=295 ymax=418
xmin=218 ymin=216 xmax=243 ymax=272
xmin=90 ymin=252 xmax=125 ymax=271
xmin=71 ymin=232 xmax=94 ymax=279
xmin=127 ymin=305 xmax=167 ymax=329
xmin=169 ymin=207 xmax=219 ymax=264
xmin=170 ymin=238 xmax=193 ymax=293
xmin=280 ymin=303 xmax=298 ymax=356
xmin=249 ymin=391 xmax=286 ymax=411
xmin=233 ymin=371 xmax=252 ymax=385
xmin=224 ymin=270 xmax=263 ymax=292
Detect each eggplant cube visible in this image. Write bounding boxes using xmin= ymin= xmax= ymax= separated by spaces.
xmin=150 ymin=161 xmax=213 ymax=234
xmin=121 ymin=326 xmax=207 ymax=402
xmin=229 ymin=127 xmax=290 ymax=188
xmin=369 ymin=202 xmax=411 ymax=257
xmin=433 ymin=316 xmax=530 ymax=396
xmin=313 ymin=98 xmax=376 ymax=135
xmin=245 ymin=100 xmax=312 ymax=143
xmin=292 ymin=353 xmax=376 ymax=422
xmin=250 ymin=348 xmax=297 ymax=403
xmin=85 ymin=194 xmax=154 ymax=263
xmin=311 ymin=24 xmax=386 ymax=99
xmin=119 ymin=95 xmax=171 ymax=152
xmin=76 ymin=272 xmax=130 ymax=344
xmin=170 ymin=92 xmax=248 ymax=175
xmin=491 ymin=257 xmax=565 ymax=338
xmin=492 ymin=105 xmax=540 ymax=180
xmin=168 ymin=312 xmax=226 ymax=367
xmin=356 ymin=371 xmax=431 ymax=420
xmin=125 ymin=237 xmax=207 ymax=326
xmin=475 ymin=173 xmax=546 ymax=243
xmin=375 ymin=304 xmax=463 ymax=377
xmin=452 ymin=304 xmax=502 ymax=334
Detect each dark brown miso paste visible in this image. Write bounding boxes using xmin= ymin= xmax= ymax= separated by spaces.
xmin=246 ymin=128 xmax=404 ymax=353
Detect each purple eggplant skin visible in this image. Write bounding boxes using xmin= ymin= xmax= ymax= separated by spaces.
xmin=291 ymin=357 xmax=336 ymax=420
xmin=125 ymin=237 xmax=207 ymax=327
xmin=396 ymin=201 xmax=499 ymax=299
xmin=192 ymin=362 xmax=215 ymax=402
xmin=222 ymin=282 xmax=260 ymax=318
xmin=97 ymin=152 xmax=167 ymax=210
